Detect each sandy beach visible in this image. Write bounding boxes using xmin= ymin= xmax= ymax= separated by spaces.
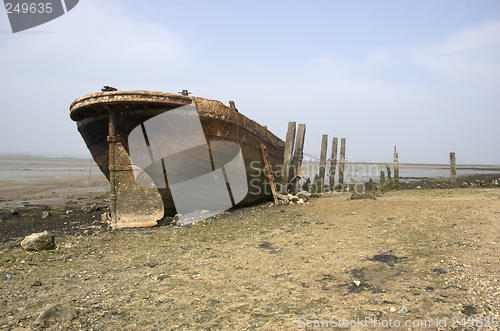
xmin=1 ymin=157 xmax=500 ymax=330
xmin=1 ymin=175 xmax=499 ymax=330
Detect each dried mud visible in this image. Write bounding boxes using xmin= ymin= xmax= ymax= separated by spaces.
xmin=0 ymin=186 xmax=499 ymax=330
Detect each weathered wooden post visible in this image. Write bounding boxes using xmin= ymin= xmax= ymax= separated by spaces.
xmin=290 ymin=124 xmax=306 ymax=194
xmin=380 ymin=171 xmax=386 ymax=192
xmin=312 ymin=174 xmax=320 ymax=194
xmin=302 ymin=177 xmax=311 ymax=192
xmin=260 ymin=143 xmax=279 ymax=205
xmin=394 ymin=145 xmax=399 ymax=189
xmin=450 ymin=152 xmax=456 ymax=187
xmin=338 ymin=138 xmax=346 ymax=191
xmin=329 ymin=137 xmax=338 ymax=192
xmin=318 ymin=134 xmax=328 ymax=193
xmin=386 ymin=165 xmax=393 ymax=190
xmin=366 ymin=178 xmax=374 ymax=191
xmin=281 ymin=122 xmax=296 ymax=193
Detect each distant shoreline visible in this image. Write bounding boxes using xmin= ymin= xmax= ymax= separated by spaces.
xmin=303 ymin=160 xmax=500 ymax=169
xmin=2 ymin=155 xmax=499 ymax=168
xmin=0 ymin=154 xmax=90 ymax=159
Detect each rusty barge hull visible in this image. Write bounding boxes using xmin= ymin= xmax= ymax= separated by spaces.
xmin=70 ymin=90 xmax=285 ymax=218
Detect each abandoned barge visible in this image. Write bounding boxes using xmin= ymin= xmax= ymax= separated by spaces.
xmin=70 ymin=89 xmax=285 ymax=228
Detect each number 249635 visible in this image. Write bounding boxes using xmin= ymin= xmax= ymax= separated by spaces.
xmin=5 ymin=3 xmax=53 ymax=14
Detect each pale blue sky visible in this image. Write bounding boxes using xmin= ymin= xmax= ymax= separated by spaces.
xmin=0 ymin=0 xmax=499 ymax=164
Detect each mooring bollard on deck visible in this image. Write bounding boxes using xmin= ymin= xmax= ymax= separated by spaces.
xmin=318 ymin=134 xmax=328 ymax=193
xmin=329 ymin=137 xmax=338 ymax=192
xmin=338 ymin=138 xmax=346 ymax=191
xmin=450 ymin=152 xmax=457 ymax=187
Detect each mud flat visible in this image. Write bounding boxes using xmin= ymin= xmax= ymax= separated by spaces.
xmin=0 ymin=156 xmax=108 ymax=209
xmin=1 ymin=186 xmax=499 ymax=330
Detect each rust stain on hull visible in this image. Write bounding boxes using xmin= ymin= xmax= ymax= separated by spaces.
xmin=110 ymin=142 xmax=164 ymax=228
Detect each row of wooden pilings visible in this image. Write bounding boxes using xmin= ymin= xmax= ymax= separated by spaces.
xmin=378 ymin=145 xmax=400 ymax=192
xmin=279 ymin=121 xmax=460 ymax=194
xmin=280 ymin=122 xmax=349 ymax=194
xmin=379 ymin=151 xmax=458 ymax=190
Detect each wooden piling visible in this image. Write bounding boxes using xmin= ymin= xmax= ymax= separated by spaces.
xmin=338 ymin=138 xmax=346 ymax=191
xmin=367 ymin=178 xmax=374 ymax=191
xmin=290 ymin=124 xmax=306 ymax=194
xmin=394 ymin=145 xmax=399 ymax=189
xmin=450 ymin=152 xmax=456 ymax=187
xmin=281 ymin=122 xmax=296 ymax=192
xmin=329 ymin=138 xmax=338 ymax=192
xmin=312 ymin=174 xmax=320 ymax=194
xmin=386 ymin=165 xmax=393 ymax=190
xmin=380 ymin=171 xmax=386 ymax=192
xmin=302 ymin=177 xmax=311 ymax=192
xmin=260 ymin=143 xmax=279 ymax=205
xmin=318 ymin=134 xmax=328 ymax=193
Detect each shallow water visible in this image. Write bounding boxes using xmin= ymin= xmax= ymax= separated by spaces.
xmin=0 ymin=157 xmax=100 ymax=181
xmin=0 ymin=157 xmax=108 ymax=208
xmin=1 ymin=157 xmax=499 ymax=184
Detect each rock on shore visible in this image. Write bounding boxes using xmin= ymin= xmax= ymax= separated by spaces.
xmin=33 ymin=304 xmax=80 ymax=328
xmin=20 ymin=231 xmax=55 ymax=251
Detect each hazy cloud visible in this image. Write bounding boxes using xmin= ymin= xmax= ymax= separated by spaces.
xmin=412 ymin=20 xmax=500 ymax=81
